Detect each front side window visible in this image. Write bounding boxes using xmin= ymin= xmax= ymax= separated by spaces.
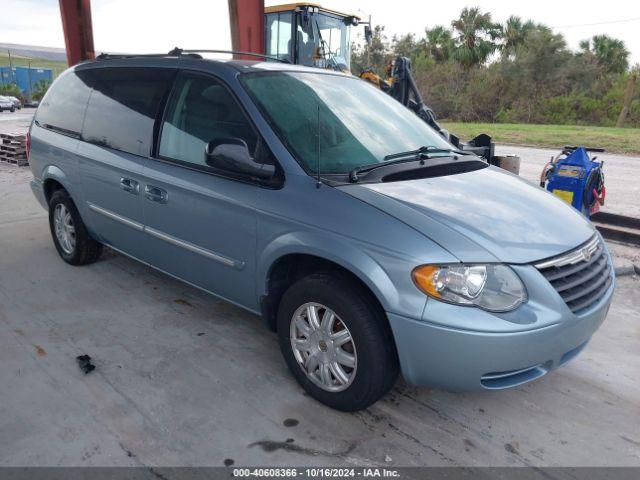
xmin=242 ymin=72 xmax=452 ymax=174
xmin=82 ymin=68 xmax=174 ymax=156
xmin=159 ymin=72 xmax=257 ymax=167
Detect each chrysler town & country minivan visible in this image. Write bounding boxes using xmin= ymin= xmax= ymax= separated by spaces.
xmin=28 ymin=54 xmax=614 ymax=411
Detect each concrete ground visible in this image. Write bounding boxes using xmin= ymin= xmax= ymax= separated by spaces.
xmin=1 ymin=160 xmax=640 ymax=467
xmin=1 ymin=111 xmax=640 ymax=467
xmin=0 ymin=109 xmax=33 ymax=132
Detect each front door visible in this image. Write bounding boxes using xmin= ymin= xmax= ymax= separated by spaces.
xmin=139 ymin=71 xmax=261 ymax=310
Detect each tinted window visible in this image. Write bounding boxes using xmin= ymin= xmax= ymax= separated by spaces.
xmin=159 ymin=72 xmax=257 ymax=167
xmin=82 ymin=68 xmax=174 ymax=157
xmin=35 ymin=70 xmax=92 ymax=136
xmin=242 ymin=72 xmax=452 ymax=174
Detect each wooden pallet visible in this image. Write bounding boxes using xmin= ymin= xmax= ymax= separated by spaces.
xmin=0 ymin=156 xmax=28 ymax=166
xmin=0 ymin=132 xmax=26 ymax=138
xmin=0 ymin=132 xmax=28 ymax=166
xmin=0 ymin=144 xmax=25 ymax=153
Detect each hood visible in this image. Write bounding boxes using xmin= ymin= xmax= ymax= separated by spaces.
xmin=339 ymin=166 xmax=595 ymax=264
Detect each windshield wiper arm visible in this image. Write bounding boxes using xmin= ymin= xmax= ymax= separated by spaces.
xmin=384 ymin=145 xmax=466 ymax=161
xmin=349 ymin=156 xmax=424 ymax=182
xmin=349 ymin=146 xmax=466 ymax=183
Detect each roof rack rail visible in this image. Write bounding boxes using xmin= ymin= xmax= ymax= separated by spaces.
xmin=95 ymin=51 xmax=203 ymax=60
xmin=170 ymin=48 xmax=289 ymax=63
xmin=95 ymin=48 xmax=288 ymax=63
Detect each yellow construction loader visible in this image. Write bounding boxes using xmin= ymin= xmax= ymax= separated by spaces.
xmin=263 ymin=3 xmax=494 ymax=160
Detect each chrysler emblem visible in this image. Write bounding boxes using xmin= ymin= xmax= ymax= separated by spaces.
xmin=581 ymin=248 xmax=592 ymax=262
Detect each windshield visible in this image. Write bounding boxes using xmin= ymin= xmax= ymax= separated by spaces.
xmin=312 ymin=13 xmax=350 ymax=70
xmin=264 ymin=11 xmax=352 ymax=70
xmin=241 ymin=72 xmax=453 ymax=174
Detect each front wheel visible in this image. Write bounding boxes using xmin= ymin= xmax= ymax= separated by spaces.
xmin=277 ymin=273 xmax=399 ymax=411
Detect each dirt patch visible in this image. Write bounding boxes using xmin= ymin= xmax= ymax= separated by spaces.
xmin=33 ymin=344 xmax=46 ymax=356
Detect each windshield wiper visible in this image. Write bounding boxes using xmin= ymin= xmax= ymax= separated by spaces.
xmin=384 ymin=145 xmax=466 ymax=161
xmin=349 ymin=146 xmax=467 ymax=183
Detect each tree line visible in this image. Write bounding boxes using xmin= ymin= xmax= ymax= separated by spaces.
xmin=0 ymin=79 xmax=51 ymax=101
xmin=351 ymin=7 xmax=640 ymax=127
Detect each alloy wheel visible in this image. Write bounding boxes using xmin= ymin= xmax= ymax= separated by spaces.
xmin=290 ymin=302 xmax=357 ymax=392
xmin=53 ymin=203 xmax=76 ymax=255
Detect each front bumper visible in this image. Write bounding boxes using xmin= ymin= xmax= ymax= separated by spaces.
xmin=388 ymin=265 xmax=614 ymax=391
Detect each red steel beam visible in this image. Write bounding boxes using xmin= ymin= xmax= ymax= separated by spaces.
xmin=228 ymin=0 xmax=265 ymax=58
xmin=59 ymin=0 xmax=95 ymax=66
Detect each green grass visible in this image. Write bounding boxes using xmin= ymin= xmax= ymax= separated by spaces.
xmin=0 ymin=52 xmax=68 ymax=77
xmin=440 ymin=122 xmax=640 ymax=155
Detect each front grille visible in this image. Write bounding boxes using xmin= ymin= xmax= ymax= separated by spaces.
xmin=535 ymin=235 xmax=613 ymax=314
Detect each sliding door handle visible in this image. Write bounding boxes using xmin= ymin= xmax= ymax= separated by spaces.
xmin=144 ymin=185 xmax=168 ymax=204
xmin=120 ymin=177 xmax=139 ymax=194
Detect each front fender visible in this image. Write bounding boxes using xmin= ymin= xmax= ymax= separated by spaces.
xmin=257 ymin=230 xmax=427 ymax=320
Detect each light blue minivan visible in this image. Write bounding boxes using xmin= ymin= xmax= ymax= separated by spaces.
xmin=29 ymin=54 xmax=614 ymax=411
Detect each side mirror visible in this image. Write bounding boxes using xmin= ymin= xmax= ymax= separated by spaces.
xmin=364 ymin=25 xmax=373 ymax=46
xmin=345 ymin=16 xmax=359 ymax=27
xmin=205 ymin=138 xmax=276 ymax=180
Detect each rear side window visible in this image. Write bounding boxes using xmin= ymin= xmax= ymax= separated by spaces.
xmin=82 ymin=68 xmax=174 ymax=157
xmin=35 ymin=70 xmax=92 ymax=137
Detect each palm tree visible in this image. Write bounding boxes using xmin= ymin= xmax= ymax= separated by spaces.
xmin=500 ymin=16 xmax=535 ymax=58
xmin=591 ymin=35 xmax=630 ymax=74
xmin=451 ymin=7 xmax=500 ymax=67
xmin=424 ymin=25 xmax=452 ymax=62
xmin=579 ymin=39 xmax=591 ymax=53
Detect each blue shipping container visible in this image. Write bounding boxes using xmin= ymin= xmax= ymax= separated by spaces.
xmin=0 ymin=66 xmax=53 ymax=98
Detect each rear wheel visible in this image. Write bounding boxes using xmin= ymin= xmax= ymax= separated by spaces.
xmin=48 ymin=190 xmax=102 ymax=265
xmin=277 ymin=273 xmax=398 ymax=411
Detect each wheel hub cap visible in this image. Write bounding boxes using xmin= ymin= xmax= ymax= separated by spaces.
xmin=290 ymin=302 xmax=357 ymax=392
xmin=53 ymin=204 xmax=76 ymax=255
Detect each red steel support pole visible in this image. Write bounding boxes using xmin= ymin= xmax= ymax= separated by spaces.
xmin=59 ymin=0 xmax=95 ymax=66
xmin=228 ymin=0 xmax=265 ymax=59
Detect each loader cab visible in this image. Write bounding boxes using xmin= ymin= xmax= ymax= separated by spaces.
xmin=264 ymin=3 xmax=362 ymax=72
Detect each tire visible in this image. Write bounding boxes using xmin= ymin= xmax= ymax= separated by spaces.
xmin=48 ymin=189 xmax=102 ymax=265
xmin=277 ymin=273 xmax=399 ymax=411
xmin=10 ymin=107 xmax=15 ymax=112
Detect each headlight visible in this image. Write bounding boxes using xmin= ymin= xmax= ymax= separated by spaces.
xmin=412 ymin=264 xmax=527 ymax=312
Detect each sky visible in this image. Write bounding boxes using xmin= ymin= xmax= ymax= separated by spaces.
xmin=3 ymin=0 xmax=640 ymax=65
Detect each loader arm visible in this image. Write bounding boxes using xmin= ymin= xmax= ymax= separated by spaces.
xmin=360 ymin=56 xmax=494 ymax=162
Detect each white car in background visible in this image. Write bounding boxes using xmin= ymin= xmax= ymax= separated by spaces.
xmin=0 ymin=96 xmax=15 ymax=112
xmin=7 ymin=96 xmax=22 ymax=109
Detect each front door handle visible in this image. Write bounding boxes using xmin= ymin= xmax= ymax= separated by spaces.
xmin=144 ymin=185 xmax=168 ymax=204
xmin=120 ymin=177 xmax=139 ymax=194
